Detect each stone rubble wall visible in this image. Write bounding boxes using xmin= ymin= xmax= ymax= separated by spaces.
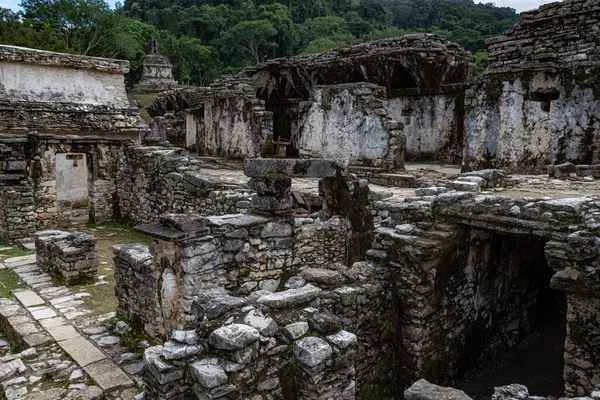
xmin=114 ymin=213 xmax=295 ymax=338
xmin=485 ymin=0 xmax=600 ymax=74
xmin=34 ymin=230 xmax=99 ymax=286
xmin=293 ymin=217 xmax=351 ymax=268
xmin=0 ymin=133 xmax=127 ymax=242
xmin=142 ymin=292 xmax=357 ymax=400
xmin=117 ymin=146 xmax=252 ymax=225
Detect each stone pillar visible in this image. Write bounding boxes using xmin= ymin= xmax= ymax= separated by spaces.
xmin=547 ymin=234 xmax=600 ymax=396
xmin=319 ymin=177 xmax=374 ymax=265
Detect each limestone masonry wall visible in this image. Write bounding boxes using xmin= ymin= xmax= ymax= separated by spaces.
xmin=0 ymin=133 xmax=127 ymax=242
xmin=35 ymin=230 xmax=98 ymax=285
xmin=117 ymin=146 xmax=252 ymax=225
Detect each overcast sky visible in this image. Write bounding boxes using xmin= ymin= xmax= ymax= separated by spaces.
xmin=0 ymin=0 xmax=560 ymax=16
xmin=484 ymin=0 xmax=558 ymax=12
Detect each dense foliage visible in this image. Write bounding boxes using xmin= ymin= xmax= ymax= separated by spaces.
xmin=0 ymin=0 xmax=519 ymax=85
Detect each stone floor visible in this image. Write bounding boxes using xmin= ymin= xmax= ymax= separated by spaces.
xmin=0 ymin=254 xmax=146 ymax=400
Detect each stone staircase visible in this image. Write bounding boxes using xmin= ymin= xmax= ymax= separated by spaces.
xmin=0 ymin=254 xmax=139 ymax=400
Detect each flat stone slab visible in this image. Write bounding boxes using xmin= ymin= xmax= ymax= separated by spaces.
xmin=257 ymin=284 xmax=322 ymax=308
xmin=29 ymin=307 xmax=57 ymax=320
xmin=243 ymin=158 xmax=349 ymax=178
xmin=47 ymin=324 xmax=80 ymax=342
xmin=39 ymin=317 xmax=68 ymax=329
xmin=404 ymin=379 xmax=472 ymax=400
xmin=13 ymin=290 xmax=45 ymax=308
xmin=83 ymin=359 xmax=134 ymax=392
xmin=3 ymin=254 xmax=36 ymax=265
xmin=57 ymin=336 xmax=106 ymax=367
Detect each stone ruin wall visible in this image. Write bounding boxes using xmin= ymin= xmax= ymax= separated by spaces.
xmin=0 ymin=45 xmax=147 ymax=141
xmin=113 ymin=213 xmax=387 ymax=399
xmin=147 ymin=75 xmax=273 ymax=158
xmin=298 ymin=84 xmax=404 ymax=169
xmin=147 ymin=34 xmax=468 ymax=168
xmin=464 ymin=0 xmax=600 ymax=173
xmin=0 ymin=133 xmax=127 ymax=242
xmin=116 ymin=146 xmax=253 ymax=225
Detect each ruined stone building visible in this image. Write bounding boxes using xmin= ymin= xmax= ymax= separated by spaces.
xmin=464 ymin=0 xmax=600 ymax=173
xmin=2 ymin=0 xmax=600 ymax=399
xmin=0 ymin=45 xmax=148 ymax=243
xmin=131 ymin=39 xmax=180 ymax=94
xmin=147 ymin=34 xmax=469 ymax=168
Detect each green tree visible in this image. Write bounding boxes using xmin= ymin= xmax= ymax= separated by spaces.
xmin=221 ymin=19 xmax=277 ymax=64
xmin=0 ymin=8 xmax=69 ymax=52
xmin=20 ymin=0 xmax=115 ymax=55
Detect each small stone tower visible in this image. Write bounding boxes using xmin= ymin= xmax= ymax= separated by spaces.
xmin=131 ymin=39 xmax=178 ymax=93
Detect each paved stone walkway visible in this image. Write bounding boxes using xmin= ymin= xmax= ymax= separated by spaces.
xmin=0 ymin=254 xmax=141 ymax=399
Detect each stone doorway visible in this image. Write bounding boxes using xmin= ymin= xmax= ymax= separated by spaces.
xmin=56 ymin=153 xmax=89 ymax=222
xmin=454 ymin=231 xmax=566 ymax=398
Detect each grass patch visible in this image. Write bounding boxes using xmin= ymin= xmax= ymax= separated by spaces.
xmin=0 ymin=269 xmax=26 ymax=298
xmin=70 ymin=221 xmax=153 ymax=318
xmin=0 ymin=247 xmax=33 ymax=258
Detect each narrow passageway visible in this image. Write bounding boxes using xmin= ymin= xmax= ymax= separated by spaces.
xmin=456 ymin=253 xmax=566 ymax=399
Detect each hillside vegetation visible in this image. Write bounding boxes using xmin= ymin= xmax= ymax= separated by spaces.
xmin=0 ymin=0 xmax=519 ymax=85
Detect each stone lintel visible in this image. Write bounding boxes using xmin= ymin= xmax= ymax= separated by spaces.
xmin=243 ymin=158 xmax=349 ymax=178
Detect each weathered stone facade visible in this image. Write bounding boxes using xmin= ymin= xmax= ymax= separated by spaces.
xmin=0 ymin=44 xmax=147 ymax=140
xmin=117 ymin=146 xmax=252 ymax=225
xmin=464 ymin=0 xmax=600 ymax=173
xmin=0 ymin=44 xmax=149 ymax=242
xmin=148 ymin=34 xmax=468 ymax=168
xmin=35 ymin=230 xmax=98 ymax=285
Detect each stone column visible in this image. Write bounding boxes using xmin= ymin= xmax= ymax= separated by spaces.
xmin=547 ymin=234 xmax=600 ymax=396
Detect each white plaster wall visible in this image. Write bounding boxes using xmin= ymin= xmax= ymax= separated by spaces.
xmin=298 ymin=87 xmax=389 ymax=163
xmin=185 ymin=113 xmax=197 ymax=149
xmin=56 ymin=153 xmax=88 ymax=202
xmin=201 ymin=98 xmax=258 ymax=158
xmin=384 ymin=95 xmax=460 ymax=161
xmin=464 ymin=72 xmax=600 ymax=173
xmin=0 ymin=62 xmax=129 ymax=106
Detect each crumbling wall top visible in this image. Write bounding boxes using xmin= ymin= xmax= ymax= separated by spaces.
xmin=485 ymin=0 xmax=600 ymax=74
xmin=0 ymin=44 xmax=130 ymax=74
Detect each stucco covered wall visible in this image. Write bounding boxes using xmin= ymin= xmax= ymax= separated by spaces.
xmin=298 ymin=85 xmax=391 ymax=167
xmin=0 ymin=62 xmax=130 ymax=106
xmin=385 ymin=93 xmax=464 ymax=163
xmin=464 ymin=71 xmax=600 ymax=173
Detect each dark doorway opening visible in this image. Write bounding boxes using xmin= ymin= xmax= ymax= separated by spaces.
xmin=455 ymin=234 xmax=566 ymax=399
